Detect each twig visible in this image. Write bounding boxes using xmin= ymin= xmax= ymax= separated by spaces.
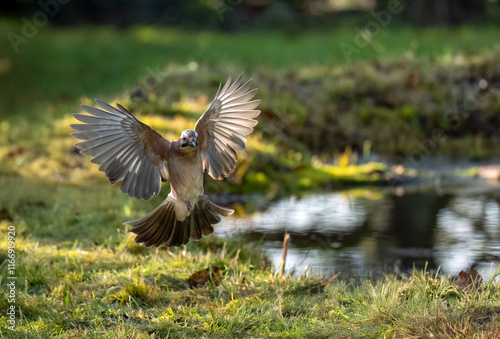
xmin=221 ymin=242 xmax=227 ymax=260
xmin=318 ymin=273 xmax=339 ymax=287
xmin=281 ymin=233 xmax=290 ymax=279
xmin=284 ymin=274 xmax=339 ymax=295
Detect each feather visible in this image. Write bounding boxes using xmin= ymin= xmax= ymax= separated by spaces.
xmin=79 ymin=135 xmax=127 ymax=156
xmin=218 ymin=117 xmax=259 ymax=128
xmin=164 ymin=220 xmax=179 ymax=247
xmin=156 ymin=204 xmax=176 ymax=245
xmin=221 ymin=100 xmax=261 ymax=111
xmin=71 ymin=128 xmax=123 ymax=140
xmin=217 ymin=122 xmax=254 ymax=135
xmin=141 ymin=163 xmax=154 ymax=198
xmin=223 ymin=88 xmax=258 ymax=106
xmin=71 ymin=100 xmax=170 ymax=200
xmin=190 ymin=208 xmax=202 ymax=240
xmin=215 ymin=125 xmax=248 ymax=143
xmin=104 ymin=143 xmax=139 ymax=181
xmin=74 ymin=132 xmax=125 ymax=150
xmin=214 ymin=141 xmax=238 ymax=163
xmin=95 ymin=99 xmax=130 ymax=118
xmin=81 ymin=105 xmax=123 ymax=120
xmin=221 ymin=78 xmax=252 ymax=101
xmin=71 ymin=123 xmax=120 ymax=132
xmin=218 ymin=73 xmax=234 ymax=97
xmin=73 ymin=113 xmax=120 ymax=125
xmin=209 ymin=201 xmax=234 ymax=216
xmin=127 ymin=203 xmax=164 ymax=233
xmin=120 ymin=157 xmax=140 ymax=194
xmin=214 ymin=132 xmax=246 ymax=152
xmin=203 ymin=208 xmax=221 ymax=224
xmin=99 ymin=141 xmax=135 ymax=172
xmin=140 ymin=208 xmax=169 ymax=246
xmin=219 ymin=73 xmax=243 ymax=100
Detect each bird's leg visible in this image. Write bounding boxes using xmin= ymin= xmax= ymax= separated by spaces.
xmin=184 ymin=199 xmax=192 ymax=212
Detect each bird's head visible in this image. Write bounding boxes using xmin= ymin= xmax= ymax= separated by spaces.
xmin=179 ymin=129 xmax=199 ymax=150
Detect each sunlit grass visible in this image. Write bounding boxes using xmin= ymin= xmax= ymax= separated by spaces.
xmin=1 ymin=20 xmax=500 ymax=337
xmin=0 ymin=226 xmax=499 ymax=337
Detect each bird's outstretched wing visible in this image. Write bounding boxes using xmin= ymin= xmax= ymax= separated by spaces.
xmin=194 ymin=73 xmax=261 ymax=180
xmin=71 ymin=100 xmax=170 ymax=200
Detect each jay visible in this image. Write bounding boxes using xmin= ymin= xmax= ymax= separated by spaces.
xmin=71 ymin=73 xmax=260 ymax=247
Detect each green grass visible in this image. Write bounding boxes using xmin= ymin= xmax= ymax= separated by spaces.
xmin=1 ymin=19 xmax=499 ymax=160
xmin=1 ymin=18 xmax=500 ymax=123
xmin=1 ymin=226 xmax=499 ymax=338
xmin=1 ymin=20 xmax=500 ymax=337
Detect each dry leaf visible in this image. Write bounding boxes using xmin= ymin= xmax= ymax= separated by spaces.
xmin=187 ymin=266 xmax=221 ymax=288
xmin=455 ymin=269 xmax=482 ymax=291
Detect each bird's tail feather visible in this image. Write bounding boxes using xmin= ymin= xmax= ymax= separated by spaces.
xmin=125 ymin=197 xmax=234 ymax=247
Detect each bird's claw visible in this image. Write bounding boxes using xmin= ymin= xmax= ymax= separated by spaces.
xmin=184 ymin=199 xmax=192 ymax=212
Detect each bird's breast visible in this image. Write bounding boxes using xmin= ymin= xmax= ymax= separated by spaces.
xmin=167 ymin=152 xmax=204 ymax=201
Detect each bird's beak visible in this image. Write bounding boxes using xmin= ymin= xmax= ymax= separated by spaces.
xmin=190 ymin=141 xmax=198 ymax=147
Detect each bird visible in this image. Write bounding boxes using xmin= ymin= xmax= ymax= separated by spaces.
xmin=71 ymin=73 xmax=260 ymax=247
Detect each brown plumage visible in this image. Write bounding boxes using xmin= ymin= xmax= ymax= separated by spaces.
xmin=71 ymin=73 xmax=260 ymax=247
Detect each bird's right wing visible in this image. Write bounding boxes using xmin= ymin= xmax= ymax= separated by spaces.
xmin=194 ymin=73 xmax=261 ymax=180
xmin=71 ymin=99 xmax=170 ymax=200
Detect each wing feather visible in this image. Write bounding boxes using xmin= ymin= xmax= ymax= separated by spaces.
xmin=213 ymin=132 xmax=245 ymax=152
xmin=71 ymin=99 xmax=170 ymax=200
xmin=194 ymin=73 xmax=260 ymax=180
xmin=220 ymin=79 xmax=252 ymax=101
xmin=223 ymin=88 xmax=258 ymax=105
xmin=221 ymin=100 xmax=260 ymax=111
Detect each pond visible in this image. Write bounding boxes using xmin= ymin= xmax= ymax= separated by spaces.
xmin=217 ymin=176 xmax=500 ymax=281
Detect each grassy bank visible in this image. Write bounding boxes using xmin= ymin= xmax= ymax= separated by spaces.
xmin=2 ymin=25 xmax=500 ymax=198
xmin=1 ymin=21 xmax=499 ymax=199
xmin=0 ymin=227 xmax=499 ymax=338
xmin=1 ymin=19 xmax=500 ymax=123
xmin=1 ymin=21 xmax=500 ymax=337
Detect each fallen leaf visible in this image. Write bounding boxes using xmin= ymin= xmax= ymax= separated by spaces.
xmin=455 ymin=269 xmax=482 ymax=291
xmin=187 ymin=266 xmax=221 ymax=288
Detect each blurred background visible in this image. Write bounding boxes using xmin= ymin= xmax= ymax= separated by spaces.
xmin=1 ymin=0 xmax=500 ymax=281
xmin=1 ymin=0 xmax=498 ymax=27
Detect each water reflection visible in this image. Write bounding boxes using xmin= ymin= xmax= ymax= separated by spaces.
xmin=217 ymin=180 xmax=500 ymax=280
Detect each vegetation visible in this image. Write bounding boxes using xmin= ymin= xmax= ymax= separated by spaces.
xmin=1 ymin=19 xmax=500 ymax=337
xmin=1 ymin=21 xmax=499 ymax=198
xmin=1 ymin=223 xmax=499 ymax=338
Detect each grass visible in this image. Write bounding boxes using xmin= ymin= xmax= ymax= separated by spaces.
xmin=1 ymin=19 xmax=500 ymax=337
xmin=1 ymin=18 xmax=500 ymax=122
xmin=0 ymin=226 xmax=499 ymax=338
xmin=1 ymin=19 xmax=500 ymax=163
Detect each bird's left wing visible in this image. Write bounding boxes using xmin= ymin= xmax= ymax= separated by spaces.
xmin=194 ymin=73 xmax=261 ymax=180
xmin=71 ymin=100 xmax=170 ymax=200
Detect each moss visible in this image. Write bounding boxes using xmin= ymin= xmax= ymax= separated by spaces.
xmin=109 ymin=279 xmax=152 ymax=304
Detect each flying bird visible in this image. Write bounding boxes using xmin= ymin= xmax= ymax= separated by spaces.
xmin=71 ymin=73 xmax=260 ymax=247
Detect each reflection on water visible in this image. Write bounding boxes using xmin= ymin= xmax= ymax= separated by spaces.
xmin=217 ymin=179 xmax=500 ymax=280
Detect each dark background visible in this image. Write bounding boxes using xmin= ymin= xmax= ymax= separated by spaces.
xmin=1 ymin=0 xmax=498 ymax=28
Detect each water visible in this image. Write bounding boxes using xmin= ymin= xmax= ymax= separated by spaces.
xmin=217 ymin=178 xmax=500 ymax=280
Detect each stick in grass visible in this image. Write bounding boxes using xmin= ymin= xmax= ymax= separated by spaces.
xmin=281 ymin=233 xmax=290 ymax=279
